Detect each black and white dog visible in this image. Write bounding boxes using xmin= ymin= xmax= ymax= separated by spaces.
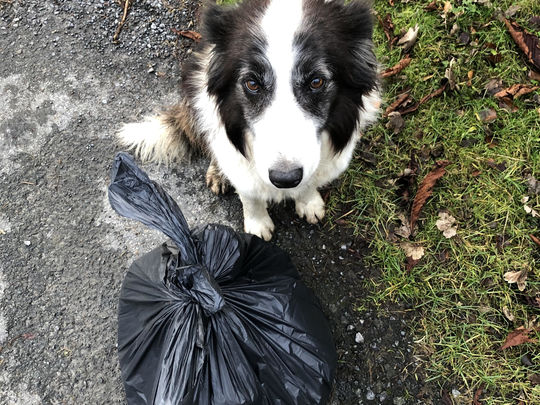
xmin=119 ymin=0 xmax=380 ymax=240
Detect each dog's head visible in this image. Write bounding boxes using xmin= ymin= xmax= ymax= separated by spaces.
xmin=202 ymin=0 xmax=378 ymax=189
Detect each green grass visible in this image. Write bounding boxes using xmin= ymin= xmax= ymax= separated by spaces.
xmin=334 ymin=0 xmax=540 ymax=403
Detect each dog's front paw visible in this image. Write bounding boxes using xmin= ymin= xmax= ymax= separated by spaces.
xmin=206 ymin=161 xmax=230 ymax=195
xmin=244 ymin=214 xmax=275 ymax=241
xmin=295 ymin=192 xmax=326 ymax=224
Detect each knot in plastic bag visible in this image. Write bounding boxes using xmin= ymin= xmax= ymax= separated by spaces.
xmin=170 ymin=262 xmax=225 ymax=316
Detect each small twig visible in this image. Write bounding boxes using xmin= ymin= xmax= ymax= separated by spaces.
xmin=531 ymin=234 xmax=540 ymax=248
xmin=113 ymin=0 xmax=132 ymax=42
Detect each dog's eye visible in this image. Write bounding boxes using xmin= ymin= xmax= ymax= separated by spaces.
xmin=245 ymin=80 xmax=261 ymax=94
xmin=310 ymin=77 xmax=325 ymax=90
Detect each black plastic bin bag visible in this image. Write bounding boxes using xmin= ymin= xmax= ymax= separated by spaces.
xmin=108 ymin=152 xmax=337 ymax=405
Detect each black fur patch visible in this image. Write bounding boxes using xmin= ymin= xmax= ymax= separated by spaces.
xmin=199 ymin=0 xmax=270 ymax=156
xmin=299 ymin=0 xmax=378 ymax=152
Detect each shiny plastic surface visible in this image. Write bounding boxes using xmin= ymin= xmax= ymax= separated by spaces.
xmin=109 ymin=153 xmax=336 ymax=405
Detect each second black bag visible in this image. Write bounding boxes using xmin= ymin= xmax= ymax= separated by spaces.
xmin=109 ymin=153 xmax=337 ymax=404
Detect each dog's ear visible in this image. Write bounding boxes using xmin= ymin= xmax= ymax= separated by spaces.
xmin=201 ymin=1 xmax=236 ymax=47
xmin=201 ymin=1 xmax=256 ymax=157
xmin=322 ymin=0 xmax=379 ymax=152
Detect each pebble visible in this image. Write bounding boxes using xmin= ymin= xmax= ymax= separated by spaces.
xmin=24 ymin=240 xmax=31 ymax=246
xmin=355 ymin=332 xmax=364 ymax=344
xmin=365 ymin=389 xmax=375 ymax=401
xmin=452 ymin=389 xmax=461 ymax=397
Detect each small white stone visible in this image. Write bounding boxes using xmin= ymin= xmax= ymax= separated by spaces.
xmin=355 ymin=332 xmax=364 ymax=344
xmin=24 ymin=240 xmax=31 ymax=246
xmin=452 ymin=389 xmax=461 ymax=397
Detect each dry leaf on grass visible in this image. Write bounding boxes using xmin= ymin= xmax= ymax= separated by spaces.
xmin=522 ymin=196 xmax=540 ymax=217
xmin=377 ymin=13 xmax=396 ymax=48
xmin=502 ymin=306 xmax=515 ymax=322
xmin=504 ymin=267 xmax=529 ymax=291
xmin=531 ymin=234 xmax=540 ymax=248
xmin=504 ymin=5 xmax=521 ymax=19
xmin=386 ymin=111 xmax=404 ymax=134
xmin=445 ymin=58 xmax=457 ymax=90
xmin=473 ymin=384 xmax=485 ymax=405
xmin=503 ymin=18 xmax=540 ymax=71
xmin=467 ymin=70 xmax=474 ymax=86
xmin=384 ymin=92 xmax=412 ymax=116
xmin=425 ymin=0 xmax=438 ymax=11
xmin=436 ymin=212 xmax=457 ymax=238
xmin=526 ymin=174 xmax=540 ymax=194
xmin=477 ymin=108 xmax=497 ymax=122
xmin=500 ymin=326 xmax=538 ymax=350
xmin=485 ymin=78 xmax=504 ymax=96
xmin=442 ymin=1 xmax=453 ymax=21
xmin=381 ymin=56 xmax=412 ymax=78
xmin=172 ymin=29 xmax=202 ymax=42
xmin=494 ymin=84 xmax=540 ymax=99
xmin=386 ymin=81 xmax=449 ymax=117
xmin=397 ymin=24 xmax=419 ymax=53
xmin=400 ymin=242 xmax=425 ymax=260
xmin=410 ymin=161 xmax=451 ymax=231
xmin=395 ymin=213 xmax=412 ymax=239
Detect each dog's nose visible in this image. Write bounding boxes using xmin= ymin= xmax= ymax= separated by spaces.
xmin=268 ymin=167 xmax=303 ymax=188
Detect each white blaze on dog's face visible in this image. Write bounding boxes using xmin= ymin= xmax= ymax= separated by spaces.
xmin=249 ymin=0 xmax=321 ymax=189
xmin=202 ymin=0 xmax=378 ymax=189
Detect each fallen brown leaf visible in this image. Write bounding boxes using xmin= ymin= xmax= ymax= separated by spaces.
xmin=529 ymin=70 xmax=540 ymax=81
xmin=522 ymin=196 xmax=540 ymax=217
xmin=442 ymin=1 xmax=453 ymax=21
xmin=410 ymin=161 xmax=451 ymax=231
xmin=526 ymin=175 xmax=540 ymax=194
xmin=503 ymin=18 xmax=540 ymax=71
xmin=395 ymin=213 xmax=412 ymax=239
xmin=406 ymin=256 xmax=420 ymax=272
xmin=381 ymin=56 xmax=412 ymax=78
xmin=400 ymin=242 xmax=425 ymax=260
xmin=500 ymin=326 xmax=538 ymax=350
xmin=485 ymin=78 xmax=504 ymax=96
xmin=494 ymin=84 xmax=540 ymax=99
xmin=172 ymin=29 xmax=202 ymax=42
xmin=377 ymin=13 xmax=396 ymax=48
xmin=498 ymin=97 xmax=519 ymax=112
xmin=531 ymin=234 xmax=540 ymax=248
xmin=504 ymin=267 xmax=529 ymax=291
xmin=425 ymin=0 xmax=437 ymax=12
xmin=486 ymin=158 xmax=507 ymax=171
xmin=502 ymin=306 xmax=515 ymax=322
xmin=478 ymin=108 xmax=497 ymax=123
xmin=441 ymin=390 xmax=453 ymax=405
xmin=384 ymin=92 xmax=412 ymax=116
xmin=436 ymin=212 xmax=458 ymax=238
xmin=467 ymin=70 xmax=474 ymax=86
xmin=386 ymin=111 xmax=404 ymax=134
xmin=398 ymin=81 xmax=449 ymax=116
xmin=473 ymin=384 xmax=485 ymax=405
xmin=397 ymin=24 xmax=419 ymax=53
xmin=529 ymin=374 xmax=540 ymax=386
xmin=417 ymin=80 xmax=449 ymax=106
xmin=445 ymin=58 xmax=457 ymax=90
xmin=504 ymin=5 xmax=521 ymax=19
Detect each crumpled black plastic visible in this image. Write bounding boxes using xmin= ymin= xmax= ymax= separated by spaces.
xmin=108 ymin=153 xmax=337 ymax=405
